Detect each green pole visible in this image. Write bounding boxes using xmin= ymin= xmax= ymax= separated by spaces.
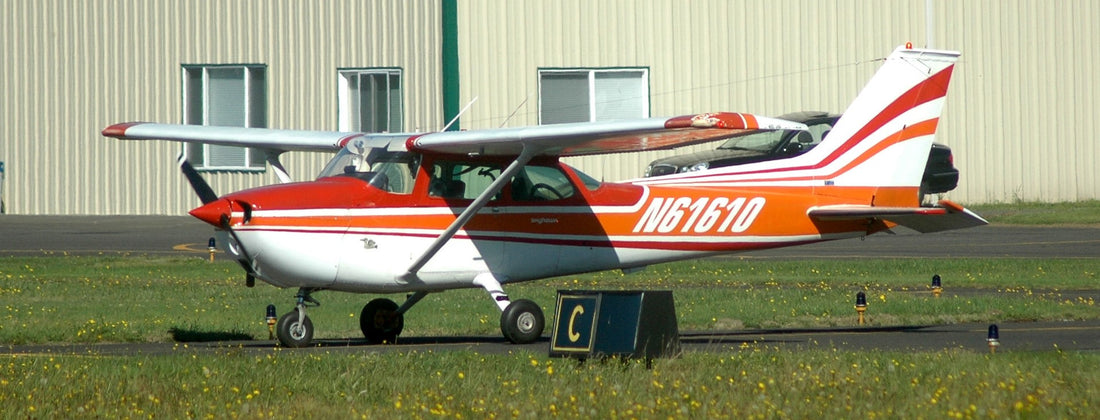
xmin=441 ymin=0 xmax=460 ymax=131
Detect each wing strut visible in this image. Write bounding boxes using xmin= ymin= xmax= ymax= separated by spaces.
xmin=403 ymin=146 xmax=539 ymax=278
xmin=262 ymin=150 xmax=293 ymax=184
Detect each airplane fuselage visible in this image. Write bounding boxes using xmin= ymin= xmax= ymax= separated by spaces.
xmin=200 ymin=155 xmax=901 ymax=294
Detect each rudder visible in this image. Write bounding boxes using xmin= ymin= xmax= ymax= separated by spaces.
xmin=804 ymin=46 xmax=960 ymax=206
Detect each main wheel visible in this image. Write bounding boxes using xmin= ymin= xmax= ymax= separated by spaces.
xmin=276 ymin=309 xmax=314 ymax=348
xmin=500 ymin=299 xmax=544 ymax=344
xmin=360 ymin=298 xmax=403 ymax=344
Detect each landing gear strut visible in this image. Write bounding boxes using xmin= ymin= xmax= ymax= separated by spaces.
xmin=275 ymin=288 xmax=320 ymax=348
xmin=475 ymin=273 xmax=545 ymax=344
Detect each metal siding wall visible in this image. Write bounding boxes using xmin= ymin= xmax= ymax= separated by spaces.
xmin=456 ymin=0 xmax=925 ymax=183
xmin=454 ymin=0 xmax=1099 ymax=203
xmin=938 ymin=0 xmax=1100 ymax=202
xmin=3 ymin=1 xmax=1098 ymax=214
xmin=1 ymin=0 xmax=441 ymax=214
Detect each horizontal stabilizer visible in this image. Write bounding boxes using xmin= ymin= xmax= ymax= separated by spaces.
xmin=808 ymin=200 xmax=988 ymax=233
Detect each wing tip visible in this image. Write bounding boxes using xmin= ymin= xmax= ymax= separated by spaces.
xmin=101 ymin=122 xmax=144 ymax=138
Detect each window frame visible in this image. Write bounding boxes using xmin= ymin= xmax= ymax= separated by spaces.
xmin=537 ymin=67 xmax=650 ymax=124
xmin=337 ymin=68 xmax=404 ymax=133
xmin=181 ymin=64 xmax=268 ymax=172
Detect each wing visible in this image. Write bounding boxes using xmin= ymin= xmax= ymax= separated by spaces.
xmin=406 ymin=112 xmax=809 ymax=157
xmin=808 ymin=200 xmax=988 ymax=233
xmin=402 ymin=112 xmax=806 ymax=277
xmin=101 ymin=122 xmax=412 ymax=153
xmin=102 ymin=122 xmax=413 ymax=183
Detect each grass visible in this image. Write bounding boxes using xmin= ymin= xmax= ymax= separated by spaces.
xmin=1 ymin=256 xmax=1096 ymax=344
xmin=3 ymin=349 xmax=1097 ymax=418
xmin=968 ymin=200 xmax=1100 ymax=225
xmin=1 ymin=255 xmax=1097 ymax=417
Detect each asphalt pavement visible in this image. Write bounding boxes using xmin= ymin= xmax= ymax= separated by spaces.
xmin=1 ymin=215 xmax=1098 ymax=356
xmin=2 ymin=215 xmax=1098 ymax=259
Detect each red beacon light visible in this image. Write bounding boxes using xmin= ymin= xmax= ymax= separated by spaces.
xmin=906 ymin=41 xmax=913 ymax=49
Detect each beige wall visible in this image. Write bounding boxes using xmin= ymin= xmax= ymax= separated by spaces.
xmin=1 ymin=0 xmax=442 ymax=214
xmin=2 ymin=1 xmax=1097 ymax=214
xmin=456 ymin=0 xmax=1100 ymax=204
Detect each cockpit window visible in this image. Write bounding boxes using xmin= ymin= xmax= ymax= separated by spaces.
xmin=429 ymin=161 xmax=502 ymax=200
xmin=318 ymin=141 xmax=419 ymax=194
xmin=511 ymin=165 xmax=575 ymax=201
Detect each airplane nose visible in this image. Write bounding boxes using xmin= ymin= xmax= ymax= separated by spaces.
xmin=189 ymin=199 xmax=231 ymax=227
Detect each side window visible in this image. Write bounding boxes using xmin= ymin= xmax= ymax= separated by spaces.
xmin=511 ymin=165 xmax=575 ymax=201
xmin=182 ymin=65 xmax=267 ymax=171
xmin=428 ymin=161 xmax=501 ymax=200
xmin=338 ymin=69 xmax=403 ymax=133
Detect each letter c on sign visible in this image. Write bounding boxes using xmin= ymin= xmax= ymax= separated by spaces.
xmin=567 ymin=304 xmax=585 ymax=342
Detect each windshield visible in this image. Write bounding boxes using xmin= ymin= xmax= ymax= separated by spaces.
xmin=716 ymin=130 xmax=786 ymax=152
xmin=318 ymin=140 xmax=419 ymax=194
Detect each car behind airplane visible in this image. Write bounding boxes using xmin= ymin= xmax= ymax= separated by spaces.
xmin=644 ymin=111 xmax=960 ymax=202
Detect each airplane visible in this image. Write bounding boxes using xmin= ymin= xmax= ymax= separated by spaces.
xmin=102 ymin=45 xmax=986 ymax=347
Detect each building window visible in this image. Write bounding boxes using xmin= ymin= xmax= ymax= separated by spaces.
xmin=181 ymin=65 xmax=267 ymax=171
xmin=338 ymin=69 xmax=403 ymax=133
xmin=538 ymin=68 xmax=649 ymax=124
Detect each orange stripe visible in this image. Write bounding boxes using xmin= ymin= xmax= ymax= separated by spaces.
xmin=742 ymin=113 xmax=758 ymax=129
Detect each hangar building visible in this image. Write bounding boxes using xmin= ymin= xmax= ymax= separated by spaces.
xmin=2 ymin=0 xmax=1097 ymax=214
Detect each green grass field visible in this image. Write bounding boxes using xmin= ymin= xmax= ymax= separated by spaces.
xmin=1 ymin=257 xmax=1096 ymax=344
xmin=1 ymin=237 xmax=1098 ymax=416
xmin=969 ymin=199 xmax=1100 ymax=225
xmin=5 ymin=348 xmax=1097 ymax=418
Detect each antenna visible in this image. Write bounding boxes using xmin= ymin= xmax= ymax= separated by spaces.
xmin=441 ymin=96 xmax=478 ymax=132
xmin=498 ymin=96 xmax=530 ymax=128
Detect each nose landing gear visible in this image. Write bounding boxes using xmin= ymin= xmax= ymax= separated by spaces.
xmin=275 ymin=288 xmax=320 ymax=348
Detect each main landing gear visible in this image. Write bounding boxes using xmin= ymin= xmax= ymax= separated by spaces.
xmin=273 ymin=289 xmax=426 ymax=348
xmin=475 ymin=273 xmax=545 ymax=344
xmin=273 ymin=277 xmax=545 ymax=348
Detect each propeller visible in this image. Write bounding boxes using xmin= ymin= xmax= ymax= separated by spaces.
xmin=177 ymin=154 xmax=218 ymax=205
xmin=178 ymin=154 xmax=258 ymax=285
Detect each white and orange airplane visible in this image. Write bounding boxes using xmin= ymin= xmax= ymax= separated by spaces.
xmin=103 ymin=45 xmax=985 ymax=347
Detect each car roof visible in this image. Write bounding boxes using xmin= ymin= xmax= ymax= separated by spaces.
xmin=777 ymin=111 xmax=840 ymax=122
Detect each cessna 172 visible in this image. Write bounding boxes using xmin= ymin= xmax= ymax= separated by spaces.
xmin=103 ymin=45 xmax=985 ymax=347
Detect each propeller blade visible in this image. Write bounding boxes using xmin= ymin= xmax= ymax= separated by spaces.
xmin=177 ymin=154 xmax=219 ymax=204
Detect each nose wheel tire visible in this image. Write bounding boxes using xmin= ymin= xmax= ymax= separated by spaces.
xmin=276 ymin=309 xmax=314 ymax=348
xmin=500 ymin=299 xmax=544 ymax=344
xmin=360 ymin=298 xmax=404 ymax=344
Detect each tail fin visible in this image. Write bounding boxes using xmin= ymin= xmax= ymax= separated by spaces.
xmin=806 ymin=46 xmax=960 ymax=206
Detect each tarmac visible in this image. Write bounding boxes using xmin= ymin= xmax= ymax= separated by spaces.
xmin=1 ymin=216 xmax=1098 ymax=355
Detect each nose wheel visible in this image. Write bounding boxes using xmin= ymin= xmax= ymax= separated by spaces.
xmin=275 ymin=309 xmax=314 ymax=348
xmin=275 ymin=288 xmax=320 ymax=348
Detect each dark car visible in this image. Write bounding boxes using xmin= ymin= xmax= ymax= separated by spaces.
xmin=644 ymin=111 xmax=959 ymax=201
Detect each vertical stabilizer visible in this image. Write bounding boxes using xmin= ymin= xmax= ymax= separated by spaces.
xmin=806 ymin=46 xmax=960 ymax=205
